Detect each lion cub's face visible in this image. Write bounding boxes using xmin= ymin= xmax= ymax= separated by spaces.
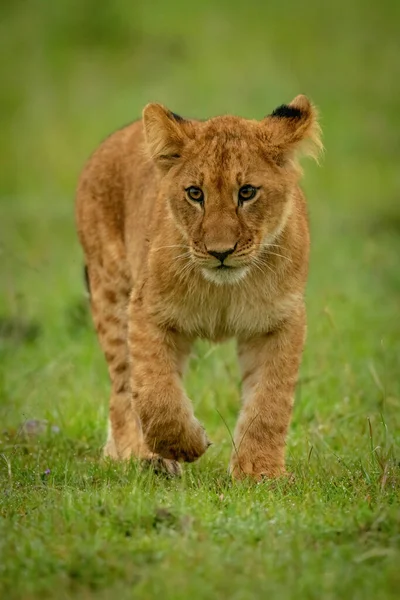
xmin=144 ymin=96 xmax=321 ymax=284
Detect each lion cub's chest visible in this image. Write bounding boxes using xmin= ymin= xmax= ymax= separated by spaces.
xmin=159 ymin=285 xmax=299 ymax=341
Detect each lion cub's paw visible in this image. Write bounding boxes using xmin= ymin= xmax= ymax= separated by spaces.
xmin=230 ymin=455 xmax=286 ymax=482
xmin=102 ymin=444 xmax=182 ymax=477
xmin=144 ymin=455 xmax=182 ymax=477
xmin=149 ymin=417 xmax=210 ymax=463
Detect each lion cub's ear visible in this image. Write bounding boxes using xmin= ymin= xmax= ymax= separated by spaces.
xmin=142 ymin=104 xmax=192 ymax=170
xmin=263 ymin=95 xmax=323 ymax=166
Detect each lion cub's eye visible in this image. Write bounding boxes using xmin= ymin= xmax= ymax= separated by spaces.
xmin=238 ymin=185 xmax=257 ymax=203
xmin=186 ymin=186 xmax=204 ymax=203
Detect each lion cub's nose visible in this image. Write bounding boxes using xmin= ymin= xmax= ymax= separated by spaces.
xmin=207 ymin=245 xmax=236 ymax=264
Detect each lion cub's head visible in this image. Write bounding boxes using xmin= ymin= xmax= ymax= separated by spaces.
xmin=143 ymin=96 xmax=321 ymax=285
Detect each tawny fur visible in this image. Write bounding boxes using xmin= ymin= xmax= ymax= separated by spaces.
xmin=75 ymin=95 xmax=321 ymax=480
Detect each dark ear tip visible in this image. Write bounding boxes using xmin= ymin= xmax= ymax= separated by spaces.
xmin=269 ymin=104 xmax=303 ymax=119
xmin=169 ymin=111 xmax=185 ymax=122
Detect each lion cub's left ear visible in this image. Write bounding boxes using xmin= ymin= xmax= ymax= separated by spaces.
xmin=263 ymin=95 xmax=323 ymax=165
xmin=142 ymin=103 xmax=193 ymax=170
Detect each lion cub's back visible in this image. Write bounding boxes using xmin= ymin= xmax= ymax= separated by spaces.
xmin=76 ymin=119 xmax=157 ymax=275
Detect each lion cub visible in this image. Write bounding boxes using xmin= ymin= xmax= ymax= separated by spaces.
xmin=76 ymin=95 xmax=321 ymax=480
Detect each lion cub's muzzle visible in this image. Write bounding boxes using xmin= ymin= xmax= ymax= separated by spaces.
xmin=191 ymin=239 xmax=255 ymax=271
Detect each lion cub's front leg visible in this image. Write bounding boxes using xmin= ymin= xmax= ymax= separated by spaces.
xmin=231 ymin=307 xmax=306 ymax=480
xmin=128 ymin=295 xmax=210 ymax=463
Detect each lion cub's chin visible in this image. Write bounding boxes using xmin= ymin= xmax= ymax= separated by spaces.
xmin=201 ymin=265 xmax=249 ymax=285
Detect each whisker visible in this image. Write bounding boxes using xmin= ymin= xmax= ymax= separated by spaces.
xmin=254 ymin=242 xmax=288 ymax=252
xmin=264 ymin=251 xmax=292 ymax=262
xmin=153 ymin=244 xmax=188 ymax=252
xmin=175 ymin=258 xmax=196 ymax=281
xmin=251 ymin=255 xmax=275 ymax=276
xmin=175 ymin=252 xmax=192 ymax=260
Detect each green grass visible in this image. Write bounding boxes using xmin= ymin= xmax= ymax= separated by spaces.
xmin=1 ymin=0 xmax=399 ymax=598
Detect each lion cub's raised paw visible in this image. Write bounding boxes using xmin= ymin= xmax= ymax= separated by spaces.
xmin=146 ymin=417 xmax=210 ymax=463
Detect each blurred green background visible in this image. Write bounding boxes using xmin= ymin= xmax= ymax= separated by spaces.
xmin=1 ymin=1 xmax=400 ymax=598
xmin=1 ymin=0 xmax=399 ymax=442
xmin=1 ymin=0 xmax=400 ymax=435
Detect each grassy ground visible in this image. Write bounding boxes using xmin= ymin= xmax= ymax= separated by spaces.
xmin=1 ymin=1 xmax=399 ymax=598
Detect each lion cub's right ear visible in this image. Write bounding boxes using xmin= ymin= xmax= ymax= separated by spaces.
xmin=142 ymin=104 xmax=192 ymax=170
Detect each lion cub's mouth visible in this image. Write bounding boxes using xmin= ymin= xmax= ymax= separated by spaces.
xmin=201 ymin=264 xmax=249 ymax=285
